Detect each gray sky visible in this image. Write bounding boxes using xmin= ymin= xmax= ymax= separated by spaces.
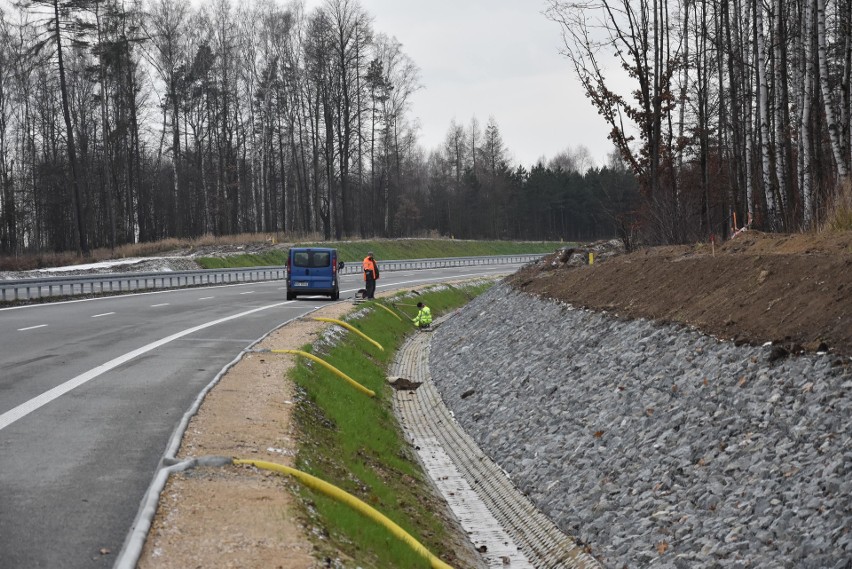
xmin=306 ymin=0 xmax=615 ymax=168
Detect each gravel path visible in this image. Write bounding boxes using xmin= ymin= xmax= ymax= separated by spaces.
xmin=430 ymin=284 xmax=851 ymax=569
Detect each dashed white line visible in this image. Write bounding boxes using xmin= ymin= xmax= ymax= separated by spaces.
xmin=151 ymin=303 xmax=170 ymax=307
xmin=0 ymin=300 xmax=293 ymax=432
xmin=198 ymin=296 xmax=214 ymax=300
xmin=91 ymin=312 xmax=115 ymax=318
xmin=18 ymin=324 xmax=47 ymax=331
xmin=239 ymin=291 xmax=255 ymax=295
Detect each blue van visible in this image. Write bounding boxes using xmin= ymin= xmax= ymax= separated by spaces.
xmin=285 ymin=247 xmax=344 ymax=300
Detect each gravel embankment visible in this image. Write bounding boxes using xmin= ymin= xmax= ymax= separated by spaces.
xmin=430 ymin=284 xmax=851 ymax=569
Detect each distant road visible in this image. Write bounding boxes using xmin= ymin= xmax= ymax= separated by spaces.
xmin=0 ymin=264 xmax=518 ymax=569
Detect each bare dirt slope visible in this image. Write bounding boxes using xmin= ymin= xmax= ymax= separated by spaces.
xmin=507 ymin=230 xmax=852 ymax=357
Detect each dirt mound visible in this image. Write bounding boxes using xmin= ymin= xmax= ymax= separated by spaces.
xmin=507 ymin=231 xmax=852 ymax=357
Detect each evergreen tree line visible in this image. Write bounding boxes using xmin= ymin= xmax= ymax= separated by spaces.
xmin=546 ymin=0 xmax=852 ymax=243
xmin=0 ymin=0 xmax=634 ymax=257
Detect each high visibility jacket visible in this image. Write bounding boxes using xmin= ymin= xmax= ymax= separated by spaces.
xmin=362 ymin=256 xmax=379 ymax=281
xmin=413 ymin=306 xmax=432 ymax=327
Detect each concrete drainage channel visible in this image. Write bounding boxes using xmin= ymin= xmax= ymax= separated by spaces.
xmin=392 ymin=324 xmax=601 ymax=569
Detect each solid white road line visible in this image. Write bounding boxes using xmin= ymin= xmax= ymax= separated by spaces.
xmin=0 ymin=300 xmax=292 ymax=432
xmin=91 ymin=312 xmax=115 ymax=318
xmin=0 ymin=270 xmax=501 ymax=432
xmin=17 ymin=324 xmax=47 ymax=331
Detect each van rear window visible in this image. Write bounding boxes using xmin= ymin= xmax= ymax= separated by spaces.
xmin=292 ymin=251 xmax=331 ymax=268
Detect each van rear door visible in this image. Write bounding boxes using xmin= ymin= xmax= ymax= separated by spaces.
xmin=288 ymin=249 xmax=334 ymax=291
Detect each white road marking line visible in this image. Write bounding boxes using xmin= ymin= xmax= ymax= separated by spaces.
xmin=1 ymin=271 xmax=494 ymax=431
xmin=151 ymin=303 xmax=170 ymax=307
xmin=198 ymin=296 xmax=214 ymax=300
xmin=239 ymin=291 xmax=255 ymax=295
xmin=0 ymin=300 xmax=293 ymax=432
xmin=17 ymin=324 xmax=47 ymax=331
xmin=91 ymin=312 xmax=115 ymax=318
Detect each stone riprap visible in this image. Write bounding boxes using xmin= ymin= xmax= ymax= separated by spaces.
xmin=429 ymin=284 xmax=850 ymax=569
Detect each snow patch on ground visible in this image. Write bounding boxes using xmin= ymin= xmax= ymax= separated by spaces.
xmin=0 ymin=256 xmax=203 ymax=280
xmin=34 ymin=257 xmax=179 ymax=272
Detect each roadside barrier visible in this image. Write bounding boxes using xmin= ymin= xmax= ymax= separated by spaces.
xmin=0 ymin=254 xmax=543 ymax=302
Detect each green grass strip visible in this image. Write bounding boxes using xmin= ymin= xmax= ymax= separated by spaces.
xmin=289 ymin=281 xmax=493 ymax=568
xmin=196 ymin=238 xmax=565 ymax=269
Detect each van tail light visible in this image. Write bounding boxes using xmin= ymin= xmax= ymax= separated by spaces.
xmin=332 ymin=259 xmax=337 ymax=275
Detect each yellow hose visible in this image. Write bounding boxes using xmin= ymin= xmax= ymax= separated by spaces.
xmin=368 ymin=301 xmax=403 ymax=321
xmin=233 ymin=458 xmax=454 ymax=569
xmin=270 ymin=349 xmax=376 ymax=397
xmin=311 ymin=317 xmax=384 ymax=351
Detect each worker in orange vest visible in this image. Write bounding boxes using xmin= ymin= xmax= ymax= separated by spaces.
xmin=362 ymin=252 xmax=380 ymax=299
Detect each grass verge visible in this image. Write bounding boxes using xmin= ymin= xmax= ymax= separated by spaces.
xmin=288 ymin=281 xmax=492 ymax=568
xmin=196 ymin=238 xmax=566 ymax=269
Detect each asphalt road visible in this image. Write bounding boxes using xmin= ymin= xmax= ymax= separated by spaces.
xmin=0 ymin=265 xmax=515 ymax=569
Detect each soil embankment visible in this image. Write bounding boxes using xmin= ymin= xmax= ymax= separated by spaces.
xmin=508 ymin=231 xmax=851 ymax=356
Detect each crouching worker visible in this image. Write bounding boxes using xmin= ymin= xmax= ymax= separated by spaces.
xmin=413 ymin=301 xmax=432 ymax=329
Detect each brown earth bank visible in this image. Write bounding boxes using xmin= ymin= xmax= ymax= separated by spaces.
xmin=507 ymin=230 xmax=852 ymax=357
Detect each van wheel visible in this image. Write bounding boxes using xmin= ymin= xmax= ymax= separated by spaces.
xmin=331 ymin=288 xmax=339 ymax=301
xmin=287 ymin=291 xmax=296 ymax=301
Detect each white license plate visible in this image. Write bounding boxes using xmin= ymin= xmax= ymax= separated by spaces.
xmin=294 ymin=282 xmax=309 ymax=287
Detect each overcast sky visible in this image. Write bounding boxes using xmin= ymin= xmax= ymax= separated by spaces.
xmin=305 ymin=0 xmax=614 ymax=169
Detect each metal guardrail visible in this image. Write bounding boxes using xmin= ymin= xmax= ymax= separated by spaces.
xmin=0 ymin=254 xmax=545 ymax=302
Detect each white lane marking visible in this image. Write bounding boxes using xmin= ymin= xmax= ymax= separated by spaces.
xmin=239 ymin=291 xmax=255 ymax=295
xmin=151 ymin=303 xmax=170 ymax=307
xmin=0 ymin=300 xmax=293 ymax=432
xmin=198 ymin=296 xmax=214 ymax=300
xmin=91 ymin=312 xmax=115 ymax=318
xmin=18 ymin=324 xmax=47 ymax=331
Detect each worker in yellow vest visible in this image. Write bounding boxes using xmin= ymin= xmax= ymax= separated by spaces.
xmin=413 ymin=301 xmax=432 ymax=329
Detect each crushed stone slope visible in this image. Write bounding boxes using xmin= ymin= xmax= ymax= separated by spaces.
xmin=430 ymin=284 xmax=850 ymax=568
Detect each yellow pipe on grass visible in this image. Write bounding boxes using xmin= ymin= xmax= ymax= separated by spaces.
xmin=369 ymin=301 xmax=403 ymax=321
xmin=233 ymin=458 xmax=454 ymax=569
xmin=270 ymin=349 xmax=376 ymax=398
xmin=311 ymin=317 xmax=384 ymax=351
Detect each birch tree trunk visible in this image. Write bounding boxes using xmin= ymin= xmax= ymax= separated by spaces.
xmin=816 ymin=0 xmax=851 ymax=181
xmin=772 ymin=0 xmax=790 ymax=224
xmin=755 ymin=0 xmax=778 ymax=228
xmin=801 ymin=0 xmax=815 ymax=226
